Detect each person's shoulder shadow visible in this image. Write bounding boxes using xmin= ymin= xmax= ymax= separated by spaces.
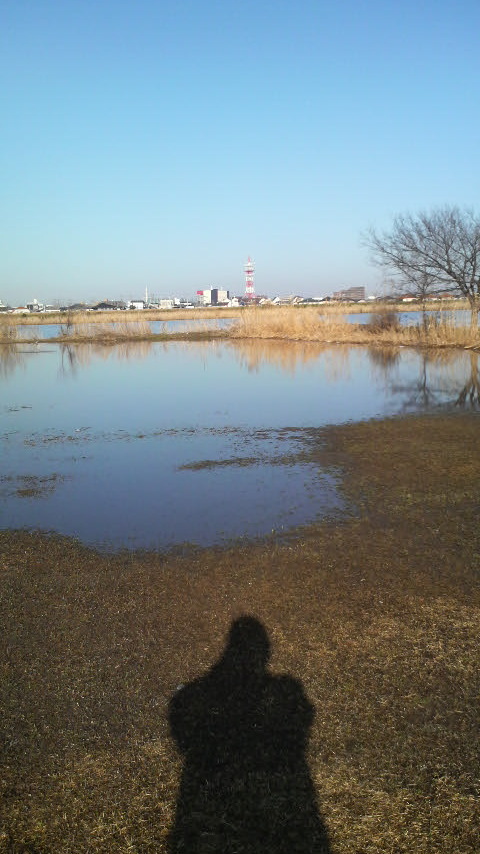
xmin=168 ymin=616 xmax=330 ymax=853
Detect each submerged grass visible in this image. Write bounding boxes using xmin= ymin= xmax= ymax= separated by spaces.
xmin=1 ymin=413 xmax=479 ymax=853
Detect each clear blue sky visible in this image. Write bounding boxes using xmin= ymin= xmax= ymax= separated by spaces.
xmin=1 ymin=0 xmax=479 ymax=305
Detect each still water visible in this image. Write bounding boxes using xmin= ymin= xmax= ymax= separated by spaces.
xmin=1 ymin=340 xmax=478 ymax=551
xmin=15 ymin=318 xmax=233 ymax=339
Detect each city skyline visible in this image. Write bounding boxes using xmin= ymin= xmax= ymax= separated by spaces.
xmin=1 ymin=0 xmax=479 ymax=306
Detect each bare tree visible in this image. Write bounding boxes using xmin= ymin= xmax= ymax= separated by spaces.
xmin=364 ymin=207 xmax=480 ymax=328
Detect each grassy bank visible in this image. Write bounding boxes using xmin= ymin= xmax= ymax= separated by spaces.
xmin=230 ymin=306 xmax=480 ymax=349
xmin=1 ymin=413 xmax=479 ymax=853
xmin=2 ymin=304 xmax=479 ymax=349
xmin=1 ymin=307 xmax=242 ymax=326
xmin=1 ymin=300 xmax=469 ymax=326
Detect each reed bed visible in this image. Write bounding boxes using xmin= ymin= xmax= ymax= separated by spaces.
xmin=57 ymin=319 xmax=156 ymax=342
xmin=2 ymin=305 xmax=479 ymax=349
xmin=3 ymin=301 xmax=468 ymax=327
xmin=5 ymin=307 xmax=241 ymax=326
xmin=53 ymin=318 xmax=226 ymax=344
xmin=313 ymin=298 xmax=467 ymax=314
xmin=231 ymin=307 xmax=350 ymax=341
xmin=229 ymin=306 xmax=480 ymax=349
xmin=0 ymin=318 xmax=18 ymax=343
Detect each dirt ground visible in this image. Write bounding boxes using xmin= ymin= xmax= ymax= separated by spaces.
xmin=1 ymin=413 xmax=479 ymax=853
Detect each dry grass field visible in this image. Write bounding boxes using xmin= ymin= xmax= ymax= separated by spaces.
xmin=1 ymin=413 xmax=479 ymax=853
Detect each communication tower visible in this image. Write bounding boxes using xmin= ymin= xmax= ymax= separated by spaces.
xmin=244 ymin=257 xmax=255 ymax=300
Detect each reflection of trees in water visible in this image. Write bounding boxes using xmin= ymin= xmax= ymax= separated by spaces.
xmin=58 ymin=340 xmax=161 ymax=376
xmin=455 ymin=351 xmax=480 ymax=407
xmin=386 ymin=349 xmax=480 ymax=410
xmin=57 ymin=339 xmax=228 ymax=376
xmin=366 ymin=346 xmax=401 ymax=374
xmin=169 ymin=617 xmax=330 ymax=853
xmin=59 ymin=344 xmax=79 ymax=377
xmin=230 ymin=339 xmax=344 ymax=376
xmin=0 ymin=344 xmax=26 ymax=378
xmin=322 ymin=346 xmax=353 ymax=382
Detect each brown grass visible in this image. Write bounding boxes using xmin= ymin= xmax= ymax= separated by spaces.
xmin=61 ymin=319 xmax=157 ymax=341
xmin=0 ymin=318 xmax=18 ymax=343
xmin=1 ymin=413 xmax=479 ymax=853
xmin=309 ymin=298 xmax=468 ymax=314
xmin=230 ymin=306 xmax=480 ymax=349
xmin=5 ymin=307 xmax=242 ymax=326
xmin=3 ymin=305 xmax=479 ymax=350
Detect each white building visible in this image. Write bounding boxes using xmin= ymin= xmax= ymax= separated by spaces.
xmin=26 ymin=299 xmax=45 ymax=312
xmin=197 ymin=288 xmax=229 ymax=306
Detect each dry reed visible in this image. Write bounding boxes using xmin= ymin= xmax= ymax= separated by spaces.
xmin=63 ymin=320 xmax=155 ymax=341
xmin=2 ymin=304 xmax=479 ymax=350
xmin=229 ymin=306 xmax=480 ymax=349
xmin=5 ymin=307 xmax=241 ymax=326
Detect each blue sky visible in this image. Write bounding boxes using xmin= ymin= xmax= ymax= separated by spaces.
xmin=1 ymin=0 xmax=479 ymax=305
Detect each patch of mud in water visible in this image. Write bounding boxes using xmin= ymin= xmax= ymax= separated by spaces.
xmin=0 ymin=473 xmax=70 ymax=499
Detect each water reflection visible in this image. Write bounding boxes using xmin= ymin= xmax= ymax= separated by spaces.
xmin=230 ymin=339 xmax=330 ymax=374
xmin=365 ymin=347 xmax=480 ymax=411
xmin=1 ymin=340 xmax=479 ymax=550
xmin=0 ymin=343 xmax=26 ymax=378
xmin=366 ymin=346 xmax=401 ymax=372
xmin=58 ymin=339 xmax=159 ymax=376
xmin=455 ymin=352 xmax=480 ymax=408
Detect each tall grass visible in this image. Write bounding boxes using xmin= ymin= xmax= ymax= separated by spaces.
xmin=6 ymin=307 xmax=241 ymax=325
xmin=54 ymin=318 xmax=223 ymax=342
xmin=57 ymin=319 xmax=156 ymax=341
xmin=230 ymin=307 xmax=350 ymax=341
xmin=313 ymin=298 xmax=467 ymax=314
xmin=230 ymin=306 xmax=480 ymax=348
xmin=3 ymin=304 xmax=479 ymax=349
xmin=0 ymin=316 xmax=18 ymax=343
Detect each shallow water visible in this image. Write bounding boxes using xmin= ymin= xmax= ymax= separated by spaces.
xmin=1 ymin=340 xmax=478 ymax=550
xmin=334 ymin=309 xmax=471 ymax=326
xmin=14 ymin=317 xmax=234 ymax=339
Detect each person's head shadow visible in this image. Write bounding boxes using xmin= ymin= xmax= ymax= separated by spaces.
xmin=168 ymin=616 xmax=330 ymax=853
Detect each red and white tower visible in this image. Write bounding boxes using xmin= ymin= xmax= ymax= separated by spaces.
xmin=244 ymin=257 xmax=256 ymax=300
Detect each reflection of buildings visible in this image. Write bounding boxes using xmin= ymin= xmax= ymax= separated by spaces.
xmin=332 ymin=286 xmax=365 ymax=301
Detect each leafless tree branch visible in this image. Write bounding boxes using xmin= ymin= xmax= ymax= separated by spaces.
xmin=363 ymin=207 xmax=480 ymax=326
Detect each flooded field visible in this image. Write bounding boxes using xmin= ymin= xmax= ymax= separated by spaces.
xmin=1 ymin=339 xmax=478 ymax=550
xmin=13 ymin=317 xmax=234 ymax=339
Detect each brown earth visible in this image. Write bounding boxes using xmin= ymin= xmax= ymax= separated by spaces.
xmin=1 ymin=413 xmax=479 ymax=853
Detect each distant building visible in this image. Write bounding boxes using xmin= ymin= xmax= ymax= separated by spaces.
xmin=332 ymin=286 xmax=366 ymax=301
xmin=196 ymin=288 xmax=229 ymax=306
xmin=91 ymin=300 xmax=124 ymax=311
xmin=26 ymin=299 xmax=45 ymax=312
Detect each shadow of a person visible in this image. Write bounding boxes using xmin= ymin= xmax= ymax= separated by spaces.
xmin=168 ymin=616 xmax=330 ymax=853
